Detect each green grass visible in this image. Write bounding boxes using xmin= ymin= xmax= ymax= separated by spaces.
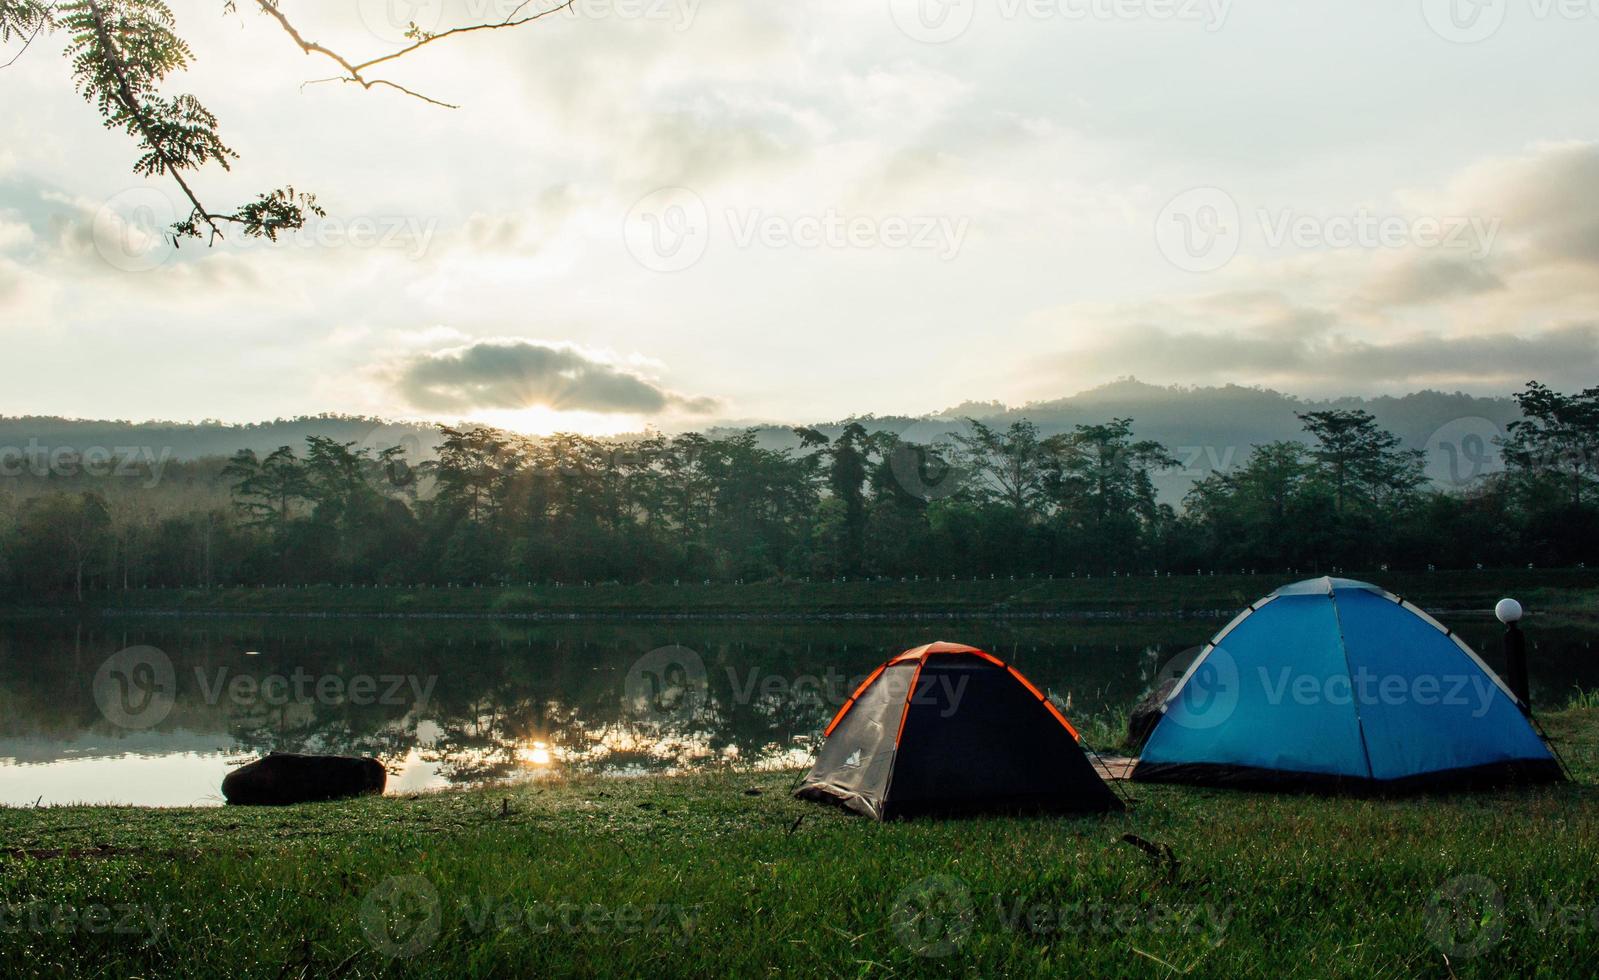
xmin=4 ymin=710 xmax=1598 ymax=978
xmin=21 ymin=566 xmax=1599 ymax=619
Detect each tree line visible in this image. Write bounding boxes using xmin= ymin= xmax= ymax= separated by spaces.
xmin=1 ymin=382 xmax=1595 ymax=597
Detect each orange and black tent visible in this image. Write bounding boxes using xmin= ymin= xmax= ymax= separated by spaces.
xmin=794 ymin=641 xmax=1122 ymax=820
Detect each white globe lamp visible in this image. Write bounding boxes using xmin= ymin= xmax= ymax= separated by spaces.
xmin=1494 ymin=598 xmax=1523 ymax=625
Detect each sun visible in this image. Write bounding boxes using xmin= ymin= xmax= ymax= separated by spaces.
xmin=516 ymin=742 xmax=553 ymax=766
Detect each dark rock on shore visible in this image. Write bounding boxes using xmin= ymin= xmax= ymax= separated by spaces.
xmin=1128 ymin=678 xmax=1180 ymax=749
xmin=222 ymin=753 xmax=386 ymax=806
xmin=1127 ymin=646 xmax=1204 ymax=749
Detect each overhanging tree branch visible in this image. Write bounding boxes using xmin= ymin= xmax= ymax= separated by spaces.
xmin=13 ymin=0 xmax=575 ymax=250
xmin=83 ymin=0 xmax=226 ymax=240
xmin=67 ymin=0 xmax=321 ymax=244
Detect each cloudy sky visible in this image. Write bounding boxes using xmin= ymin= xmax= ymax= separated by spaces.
xmin=2 ymin=0 xmax=1597 ymax=433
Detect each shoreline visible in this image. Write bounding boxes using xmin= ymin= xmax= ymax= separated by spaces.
xmin=4 ymin=568 xmax=1596 ymax=621
xmin=0 ymin=565 xmax=1592 ymax=620
xmin=3 ymin=706 xmax=1596 ymax=974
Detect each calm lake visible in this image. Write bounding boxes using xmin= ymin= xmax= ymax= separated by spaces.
xmin=2 ymin=613 xmax=1596 ymax=807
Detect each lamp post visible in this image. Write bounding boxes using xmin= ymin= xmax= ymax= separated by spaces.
xmin=1496 ymin=598 xmax=1530 ymax=715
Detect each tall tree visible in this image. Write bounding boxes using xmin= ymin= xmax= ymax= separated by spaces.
xmin=1297 ymin=410 xmax=1424 ymax=514
xmin=8 ymin=491 xmax=112 ymax=598
xmin=222 ymin=446 xmax=308 ymax=530
xmin=951 ymin=419 xmax=1047 ymax=515
xmin=794 ymin=423 xmax=870 ymax=576
xmin=1502 ymin=381 xmax=1599 ymax=508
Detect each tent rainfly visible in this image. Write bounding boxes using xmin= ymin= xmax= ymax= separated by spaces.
xmin=1133 ymin=577 xmax=1565 ymax=792
xmin=795 ymin=641 xmax=1122 ymax=820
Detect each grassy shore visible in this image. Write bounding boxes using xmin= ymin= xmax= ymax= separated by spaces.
xmin=16 ymin=567 xmax=1599 ymax=619
xmin=2 ymin=708 xmax=1596 ymax=977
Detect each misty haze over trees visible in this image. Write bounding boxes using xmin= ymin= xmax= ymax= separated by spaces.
xmin=0 ymin=381 xmax=1594 ymax=597
xmin=0 ymin=380 xmax=1527 ymax=501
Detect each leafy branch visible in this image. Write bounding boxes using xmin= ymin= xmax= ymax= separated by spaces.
xmin=0 ymin=0 xmax=578 ymax=248
xmin=57 ymin=0 xmax=320 ymax=243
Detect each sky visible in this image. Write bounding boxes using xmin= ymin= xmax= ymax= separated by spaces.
xmin=1 ymin=0 xmax=1597 ymax=434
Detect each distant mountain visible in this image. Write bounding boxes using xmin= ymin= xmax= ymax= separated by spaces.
xmin=715 ymin=379 xmax=1523 ymax=502
xmin=951 ymin=378 xmax=1519 ymax=456
xmin=1 ymin=380 xmax=1523 ymax=502
xmin=0 ymin=415 xmax=444 ymax=463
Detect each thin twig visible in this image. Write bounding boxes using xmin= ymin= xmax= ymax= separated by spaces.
xmin=350 ymin=0 xmax=573 ymax=74
xmin=0 ymin=2 xmax=57 ymax=70
xmin=302 ymin=74 xmax=458 ymax=110
xmin=253 ymin=0 xmax=578 ymax=108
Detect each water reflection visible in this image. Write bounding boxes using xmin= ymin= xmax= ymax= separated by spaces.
xmin=0 ymin=615 xmax=1594 ymax=806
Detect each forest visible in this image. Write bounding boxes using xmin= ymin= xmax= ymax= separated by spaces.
xmin=0 ymin=382 xmax=1594 ymax=598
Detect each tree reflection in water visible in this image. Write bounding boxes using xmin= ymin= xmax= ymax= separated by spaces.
xmin=5 ymin=616 xmax=1589 ymax=794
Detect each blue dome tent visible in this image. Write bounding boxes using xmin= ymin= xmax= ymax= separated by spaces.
xmin=1132 ymin=577 xmax=1565 ymax=792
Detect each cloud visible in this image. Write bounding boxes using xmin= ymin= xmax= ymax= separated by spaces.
xmin=0 ymin=212 xmax=32 ymax=253
xmin=1357 ymin=255 xmax=1506 ymax=309
xmin=1056 ymin=315 xmax=1599 ymax=392
xmin=1453 ymin=140 xmax=1599 ymax=269
xmin=1018 ymin=142 xmax=1599 ymax=398
xmin=392 ymin=340 xmax=721 ymax=416
xmin=1360 ymin=141 xmax=1599 ymax=315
